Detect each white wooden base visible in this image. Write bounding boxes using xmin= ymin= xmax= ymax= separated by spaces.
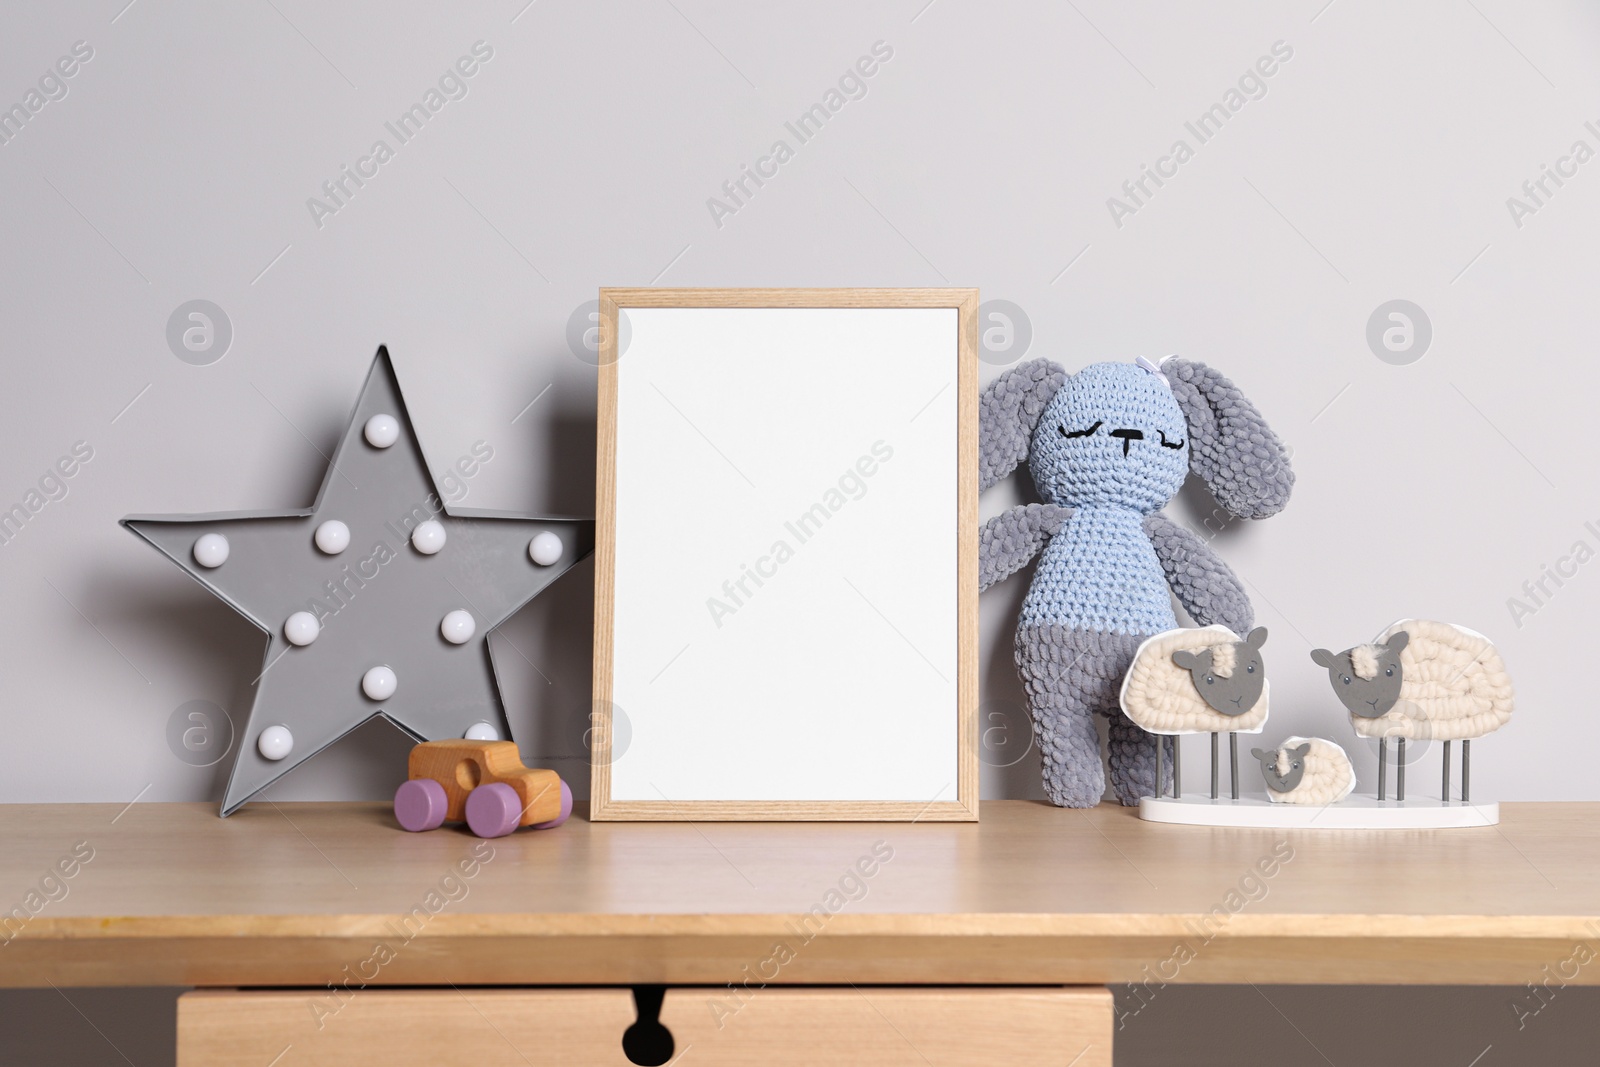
xmin=1139 ymin=794 xmax=1499 ymax=828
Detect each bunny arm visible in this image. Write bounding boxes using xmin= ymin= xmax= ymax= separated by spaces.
xmin=979 ymin=503 xmax=1071 ymax=592
xmin=1142 ymin=512 xmax=1254 ymax=632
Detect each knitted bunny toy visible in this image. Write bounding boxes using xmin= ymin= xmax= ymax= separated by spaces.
xmin=979 ymin=356 xmax=1293 ymax=807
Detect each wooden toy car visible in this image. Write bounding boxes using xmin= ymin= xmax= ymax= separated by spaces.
xmin=393 ymin=740 xmax=571 ymax=838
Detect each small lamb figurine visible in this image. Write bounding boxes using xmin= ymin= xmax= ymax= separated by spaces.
xmin=1310 ymin=619 xmax=1513 ymax=801
xmin=1120 ymin=625 xmax=1270 ymax=798
xmin=1251 ymin=737 xmax=1355 ymax=806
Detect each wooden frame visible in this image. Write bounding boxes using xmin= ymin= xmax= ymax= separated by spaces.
xmin=591 ymin=288 xmax=979 ymax=821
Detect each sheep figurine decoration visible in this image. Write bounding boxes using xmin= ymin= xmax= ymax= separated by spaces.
xmin=1310 ymin=619 xmax=1513 ymax=802
xmin=979 ymin=355 xmax=1293 ymax=807
xmin=1120 ymin=625 xmax=1270 ymax=799
xmin=1250 ymin=736 xmax=1355 ymax=806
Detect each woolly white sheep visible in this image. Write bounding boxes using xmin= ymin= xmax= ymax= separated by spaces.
xmin=1251 ymin=736 xmax=1355 ymax=806
xmin=1122 ymin=625 xmax=1270 ymax=735
xmin=1310 ymin=619 xmax=1513 ymax=802
xmin=1310 ymin=619 xmax=1514 ymax=742
xmin=1122 ymin=625 xmax=1270 ymax=800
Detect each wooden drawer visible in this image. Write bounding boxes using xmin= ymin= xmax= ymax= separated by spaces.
xmin=660 ymin=987 xmax=1111 ymax=1066
xmin=178 ymin=985 xmax=1111 ymax=1066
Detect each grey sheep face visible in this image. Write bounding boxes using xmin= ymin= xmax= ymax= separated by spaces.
xmin=1310 ymin=631 xmax=1409 ymax=718
xmin=1170 ymin=627 xmax=1268 ymax=715
xmin=1252 ymin=742 xmax=1309 ymax=792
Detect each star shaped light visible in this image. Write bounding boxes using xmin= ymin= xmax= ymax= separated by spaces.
xmin=124 ymin=347 xmax=594 ymax=815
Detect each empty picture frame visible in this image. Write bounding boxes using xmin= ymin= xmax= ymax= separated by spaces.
xmin=591 ymin=288 xmax=978 ymax=820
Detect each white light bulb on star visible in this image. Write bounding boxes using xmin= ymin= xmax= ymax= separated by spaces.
xmin=284 ymin=611 xmax=320 ymax=646
xmin=364 ymin=414 xmax=399 ymax=448
xmin=193 ymin=533 xmax=229 ymax=568
xmin=440 ymin=609 xmax=475 ymax=644
xmin=362 ymin=665 xmax=398 ymax=701
xmin=412 ymin=520 xmax=446 ymax=554
xmin=529 ymin=531 xmax=562 ymax=565
xmin=258 ymin=725 xmax=293 ymax=761
xmin=314 ymin=520 xmax=350 ymax=554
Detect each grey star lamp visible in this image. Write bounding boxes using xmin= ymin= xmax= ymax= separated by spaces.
xmin=123 ymin=347 xmax=594 ymax=815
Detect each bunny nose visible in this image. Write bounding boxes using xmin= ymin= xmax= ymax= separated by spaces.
xmin=1108 ymin=428 xmax=1144 ymax=456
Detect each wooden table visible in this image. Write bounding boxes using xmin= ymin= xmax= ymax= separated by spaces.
xmin=3 ymin=801 xmax=1595 ymax=1064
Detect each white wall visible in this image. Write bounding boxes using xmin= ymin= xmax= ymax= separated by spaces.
xmin=3 ymin=2 xmax=1597 ymax=802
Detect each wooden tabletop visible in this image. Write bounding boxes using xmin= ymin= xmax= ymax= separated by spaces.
xmin=2 ymin=800 xmax=1595 ymax=988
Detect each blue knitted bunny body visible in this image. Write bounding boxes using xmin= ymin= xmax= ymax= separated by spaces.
xmin=1021 ymin=507 xmax=1175 ymax=634
xmin=978 ymin=356 xmax=1294 ymax=807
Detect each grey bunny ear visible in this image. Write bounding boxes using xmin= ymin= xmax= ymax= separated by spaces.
xmin=1164 ymin=358 xmax=1294 ymax=519
xmin=979 ymin=359 xmax=1067 ymax=491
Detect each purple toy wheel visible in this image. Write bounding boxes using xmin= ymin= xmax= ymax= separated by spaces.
xmin=464 ymin=782 xmax=522 ymax=839
xmin=394 ymin=778 xmax=448 ymax=832
xmin=530 ymin=779 xmax=573 ymax=830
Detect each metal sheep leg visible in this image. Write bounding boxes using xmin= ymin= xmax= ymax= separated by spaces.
xmin=1230 ymin=732 xmax=1239 ymax=800
xmin=1377 ymin=738 xmax=1387 ymax=801
xmin=1211 ymin=733 xmax=1219 ymax=800
xmin=1442 ymin=740 xmax=1452 ymax=802
xmin=1147 ymin=733 xmax=1177 ymax=800
xmin=1397 ymin=738 xmax=1406 ymax=802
